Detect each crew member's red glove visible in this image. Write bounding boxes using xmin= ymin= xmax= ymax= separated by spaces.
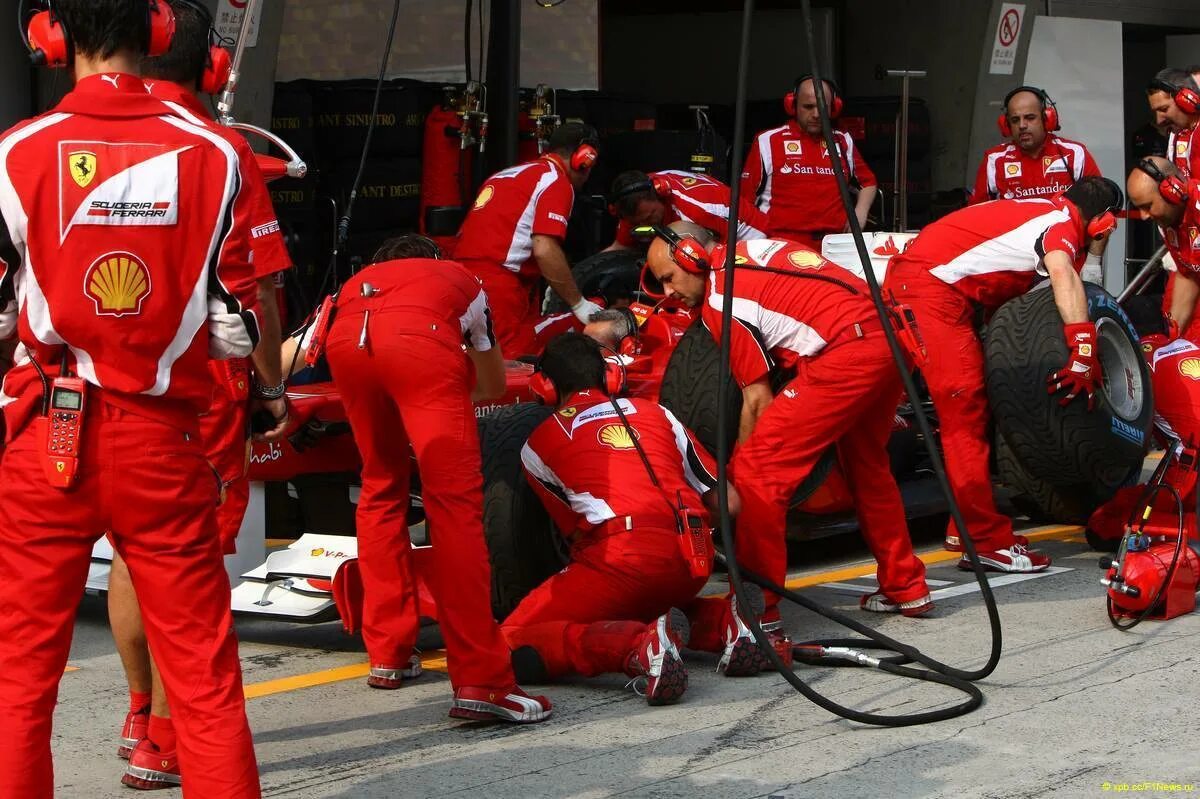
xmin=1047 ymin=322 xmax=1101 ymax=410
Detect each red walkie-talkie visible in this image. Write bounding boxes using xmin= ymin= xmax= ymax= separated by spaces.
xmin=42 ymin=373 xmax=87 ymax=489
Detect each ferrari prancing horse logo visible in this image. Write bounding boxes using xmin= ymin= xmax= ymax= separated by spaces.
xmin=69 ymin=151 xmax=97 ymax=188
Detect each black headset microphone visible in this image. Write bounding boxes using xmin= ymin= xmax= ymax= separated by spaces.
xmin=705 ymin=0 xmax=998 ymax=725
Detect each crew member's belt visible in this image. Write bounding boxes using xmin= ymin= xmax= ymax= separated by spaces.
xmin=591 ymin=513 xmax=687 ymax=538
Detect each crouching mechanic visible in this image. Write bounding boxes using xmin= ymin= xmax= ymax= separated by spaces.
xmin=884 ymin=176 xmax=1124 ymax=568
xmin=644 ymin=223 xmax=934 ymax=638
xmin=0 ymin=1 xmax=269 ymax=794
xmin=605 ymin=170 xmax=768 ymax=252
xmin=505 ymin=334 xmax=770 ymax=704
xmin=292 ymin=234 xmax=551 ymax=723
xmin=108 ymin=0 xmax=292 ymax=786
xmin=455 ymin=122 xmax=602 ymax=356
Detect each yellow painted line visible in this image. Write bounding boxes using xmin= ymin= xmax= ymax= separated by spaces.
xmin=782 ymin=524 xmax=1082 ymax=590
xmin=64 ymin=666 xmax=79 ymax=673
xmin=243 ymin=524 xmax=1084 ymax=700
xmin=244 ymin=652 xmax=447 ymax=700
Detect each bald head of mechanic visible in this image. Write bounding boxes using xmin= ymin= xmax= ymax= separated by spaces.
xmin=546 ymin=122 xmax=599 ymax=190
xmin=1128 ymin=156 xmax=1187 ymax=228
xmin=1147 ymin=68 xmax=1200 ymax=134
xmin=793 ymin=77 xmax=837 ymax=137
xmin=1003 ymin=89 xmax=1051 ymax=156
xmin=644 ymin=221 xmax=716 ymax=308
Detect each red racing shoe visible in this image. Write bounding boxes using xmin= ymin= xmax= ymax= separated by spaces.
xmin=117 ymin=706 xmax=149 ymax=760
xmin=625 ymin=608 xmax=690 ymax=706
xmin=719 ymin=583 xmax=774 ymax=677
xmin=945 ymin=533 xmax=1028 ymax=553
xmin=121 ymin=738 xmax=180 ymax=790
xmin=449 ymin=686 xmax=552 ymax=723
xmin=367 ymin=652 xmax=423 ymax=690
xmin=958 ymin=542 xmax=1050 ymax=573
xmin=860 ymin=591 xmax=935 ymax=617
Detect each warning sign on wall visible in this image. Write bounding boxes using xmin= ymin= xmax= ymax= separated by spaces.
xmin=990 ymin=3 xmax=1025 ymax=75
xmin=215 ymin=0 xmax=263 ymax=48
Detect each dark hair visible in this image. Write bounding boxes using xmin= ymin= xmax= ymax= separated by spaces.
xmin=609 ymin=170 xmax=656 ymax=218
xmin=538 ymin=333 xmax=608 ymax=397
xmin=56 ymin=0 xmax=151 ymax=59
xmin=143 ymin=0 xmax=210 ymax=89
xmin=1063 ymin=176 xmax=1123 ymax=220
xmin=371 ymin=234 xmax=441 ymax=262
xmin=547 ymin=122 xmax=598 ymax=158
xmin=1148 ymin=67 xmax=1200 ymax=96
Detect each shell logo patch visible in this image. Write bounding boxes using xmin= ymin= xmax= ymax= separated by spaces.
xmin=474 ymin=185 xmax=494 ymax=209
xmin=84 ymin=252 xmax=150 ymax=317
xmin=311 ymin=548 xmax=324 ymax=556
xmin=785 ymin=141 xmax=801 ymax=154
xmin=1179 ymin=358 xmax=1200 ymax=380
xmin=1005 ymin=162 xmax=1022 ymax=177
xmin=787 ymin=249 xmax=824 ymax=269
xmin=597 ymin=423 xmax=638 ymax=450
xmin=1177 ymin=139 xmax=1189 ymax=158
xmin=69 ymin=151 xmax=97 ymax=188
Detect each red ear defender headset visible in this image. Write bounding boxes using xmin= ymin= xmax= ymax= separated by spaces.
xmin=654 ymin=224 xmax=711 ymax=274
xmin=1079 ymin=177 xmax=1124 ymax=241
xmin=26 ymin=0 xmax=176 ymax=68
xmin=174 ymin=0 xmax=232 ymax=94
xmin=570 ymin=131 xmax=600 ymax=172
xmin=1151 ymin=77 xmax=1200 ymax=116
xmin=607 ymin=174 xmax=671 ymax=217
xmin=530 ymin=352 xmax=626 ymax=406
xmin=1136 ymin=158 xmax=1190 ymax=206
xmin=997 ymin=86 xmax=1060 ymax=137
xmin=783 ymin=75 xmax=843 ymax=119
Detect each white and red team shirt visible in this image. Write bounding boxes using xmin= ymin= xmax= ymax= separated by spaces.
xmin=0 ymin=73 xmax=261 ymax=437
xmin=890 ymin=197 xmax=1088 ymax=310
xmin=699 ymin=239 xmax=877 ymax=388
xmin=521 ymin=392 xmax=717 ymax=539
xmin=1167 ymin=126 xmax=1200 ymax=177
xmin=613 ymin=170 xmax=768 ymax=247
xmin=314 ymin=258 xmax=495 ymax=352
xmin=740 ymin=123 xmax=877 ymax=240
xmin=1158 ymin=180 xmax=1200 ymax=281
xmin=455 ymin=154 xmax=574 ymax=283
xmin=970 ymin=135 xmax=1101 ymax=204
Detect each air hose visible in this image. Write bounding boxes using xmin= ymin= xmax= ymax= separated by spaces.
xmin=713 ymin=0 xmax=1003 ymax=725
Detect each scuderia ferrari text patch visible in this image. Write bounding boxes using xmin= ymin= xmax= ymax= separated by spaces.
xmin=59 ymin=141 xmax=189 ymax=242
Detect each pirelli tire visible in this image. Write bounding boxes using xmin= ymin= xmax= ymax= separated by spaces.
xmin=994 ymin=434 xmax=1127 ymax=525
xmin=658 ymin=321 xmax=834 ymax=506
xmin=546 ymin=250 xmax=645 ymax=315
xmin=478 ymin=403 xmax=566 ymax=620
xmin=985 ymin=283 xmax=1152 ymax=490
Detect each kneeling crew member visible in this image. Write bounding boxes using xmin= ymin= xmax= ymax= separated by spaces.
xmin=885 ymin=177 xmax=1124 ymax=569
xmin=606 ymin=170 xmax=767 ymax=251
xmin=455 ymin=122 xmax=602 ymax=356
xmin=645 ymin=223 xmax=933 ymax=629
xmin=1128 ymin=157 xmax=1200 ymax=334
xmin=296 ymin=235 xmax=552 ymax=723
xmin=506 ymin=334 xmax=768 ymax=702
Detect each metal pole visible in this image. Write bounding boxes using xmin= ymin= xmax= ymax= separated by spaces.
xmin=216 ymin=0 xmax=260 ymax=126
xmin=885 ymin=69 xmax=926 ymax=232
xmin=1117 ymin=246 xmax=1167 ymax=303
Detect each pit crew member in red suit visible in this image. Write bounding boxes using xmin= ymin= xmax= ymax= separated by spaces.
xmin=884 ymin=177 xmax=1125 ymax=569
xmin=605 ymin=170 xmax=767 ymax=251
xmin=0 ymin=2 xmax=282 ymax=795
xmin=644 ymin=223 xmax=934 ymax=637
xmin=505 ymin=334 xmax=771 ymax=700
xmin=296 ymin=234 xmax=552 ymax=723
xmin=970 ymin=87 xmax=1107 ymax=281
xmin=741 ymin=76 xmax=878 ymax=249
xmin=455 ymin=122 xmax=602 ymax=356
xmin=1128 ymin=158 xmax=1200 ymax=336
xmin=106 ymin=3 xmax=292 ymax=786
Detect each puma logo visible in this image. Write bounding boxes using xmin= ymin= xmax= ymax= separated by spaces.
xmin=100 ymin=74 xmax=120 ymax=89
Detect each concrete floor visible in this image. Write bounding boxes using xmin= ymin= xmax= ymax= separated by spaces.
xmin=51 ymin=525 xmax=1200 ymax=798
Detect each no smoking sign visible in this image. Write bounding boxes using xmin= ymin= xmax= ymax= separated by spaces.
xmin=990 ymin=3 xmax=1025 ymax=75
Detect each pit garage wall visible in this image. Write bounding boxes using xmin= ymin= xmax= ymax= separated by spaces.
xmin=274 ymin=0 xmax=600 ymax=89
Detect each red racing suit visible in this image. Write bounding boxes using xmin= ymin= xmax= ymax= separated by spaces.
xmin=885 ymin=198 xmax=1089 ymax=552
xmin=613 ymin=170 xmax=768 ymax=247
xmin=455 ymin=153 xmax=575 ymax=356
xmin=702 ymin=239 xmax=928 ymax=611
xmin=0 ymin=74 xmax=261 ymax=798
xmin=969 ymin=135 xmax=1101 ymax=204
xmin=322 ymin=258 xmax=517 ymax=692
xmin=149 ymin=80 xmax=293 ymax=554
xmin=1158 ymin=179 xmax=1200 ymax=341
xmin=740 ymin=123 xmax=877 ymax=248
xmin=507 ymin=392 xmax=735 ymax=673
xmin=1168 ymin=125 xmax=1200 ymax=177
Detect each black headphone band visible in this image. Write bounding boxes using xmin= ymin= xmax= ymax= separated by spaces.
xmin=1136 ymin=158 xmax=1169 ymax=184
xmin=793 ymin=74 xmax=840 ymax=99
xmin=1003 ymin=85 xmax=1053 ymax=112
xmin=610 ymin=178 xmax=658 ymax=206
xmin=1149 ymin=77 xmax=1185 ymax=96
